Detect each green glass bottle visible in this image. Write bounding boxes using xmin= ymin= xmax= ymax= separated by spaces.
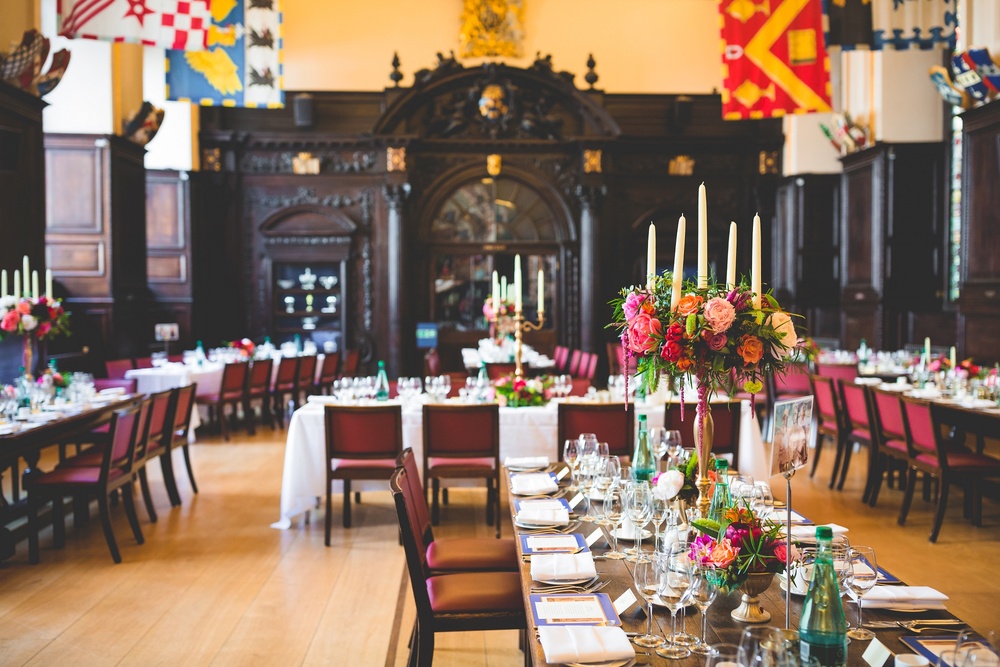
xmin=375 ymin=360 xmax=390 ymax=402
xmin=632 ymin=414 xmax=654 ymax=481
xmin=799 ymin=526 xmax=848 ymax=667
xmin=707 ymin=459 xmax=732 ymax=522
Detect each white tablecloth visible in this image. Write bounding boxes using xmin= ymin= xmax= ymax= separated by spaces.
xmin=273 ymin=397 xmax=767 ymax=529
xmin=123 ymin=362 xmax=224 ymax=434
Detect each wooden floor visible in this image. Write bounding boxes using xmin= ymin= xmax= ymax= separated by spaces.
xmin=0 ymin=426 xmax=997 ymax=666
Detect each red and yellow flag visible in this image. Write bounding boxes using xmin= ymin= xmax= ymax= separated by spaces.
xmin=720 ymin=0 xmax=832 ymax=120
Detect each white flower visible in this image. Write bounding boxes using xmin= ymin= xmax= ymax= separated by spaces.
xmin=21 ymin=314 xmax=37 ymax=331
xmin=770 ymin=311 xmax=798 ymax=359
xmin=655 ymin=469 xmax=685 ymax=500
xmin=0 ymin=296 xmax=17 ymax=309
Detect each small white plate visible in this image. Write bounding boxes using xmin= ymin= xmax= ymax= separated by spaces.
xmin=611 ymin=528 xmax=652 ymax=541
xmin=779 ymin=580 xmax=807 ymax=597
xmin=532 ymin=576 xmax=596 ymax=586
xmin=567 ymin=660 xmax=631 ymax=667
xmin=514 ymin=517 xmax=567 ymax=529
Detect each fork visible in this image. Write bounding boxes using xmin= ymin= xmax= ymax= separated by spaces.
xmin=530 ymin=581 xmax=608 ymax=595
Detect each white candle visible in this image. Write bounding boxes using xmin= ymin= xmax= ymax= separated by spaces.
xmin=492 ymin=270 xmax=500 ymax=314
xmin=23 ymin=255 xmax=29 ymax=286
xmin=514 ymin=254 xmax=522 ymax=311
xmin=1 ymin=269 xmax=6 ymax=298
xmin=949 ymin=345 xmax=956 ymax=369
xmin=697 ymin=183 xmax=708 ymax=288
xmin=646 ymin=222 xmax=657 ymax=290
xmin=726 ymin=221 xmax=737 ymax=291
xmin=537 ymin=269 xmax=544 ymax=314
xmin=671 ymin=215 xmax=686 ymax=310
xmin=31 ymin=270 xmax=39 ymax=300
xmin=13 ymin=270 xmax=20 ymax=299
xmin=45 ymin=269 xmax=52 ymax=300
xmin=924 ymin=337 xmax=931 ymax=365
xmin=501 ymin=275 xmax=507 ymax=303
xmin=751 ymin=213 xmax=761 ymax=309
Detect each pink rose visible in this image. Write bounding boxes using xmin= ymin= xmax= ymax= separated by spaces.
xmin=37 ymin=322 xmax=52 ymax=337
xmin=705 ymin=332 xmax=727 ymax=351
xmin=623 ymin=292 xmax=646 ymax=322
xmin=627 ymin=313 xmax=662 ymax=355
xmin=708 ymin=538 xmax=739 ymax=569
xmin=703 ymin=297 xmax=736 ymax=333
xmin=770 ymin=311 xmax=798 ymax=358
xmin=772 ymin=542 xmax=799 ymax=565
xmin=1 ymin=310 xmax=19 ymax=332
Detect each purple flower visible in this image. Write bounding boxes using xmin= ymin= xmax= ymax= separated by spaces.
xmin=623 ymin=292 xmax=646 ymax=322
xmin=726 ymin=289 xmax=753 ymax=312
xmin=706 ymin=332 xmax=727 ymax=351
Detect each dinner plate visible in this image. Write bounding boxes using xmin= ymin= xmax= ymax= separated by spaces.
xmin=884 ymin=607 xmax=930 ymax=613
xmin=778 ymin=580 xmax=807 ymax=597
xmin=508 ymin=464 xmax=548 ymax=472
xmin=532 ymin=576 xmax=596 ymax=586
xmin=566 ymin=660 xmax=631 ymax=667
xmin=611 ymin=528 xmax=652 ymax=541
xmin=514 ymin=517 xmax=567 ymax=529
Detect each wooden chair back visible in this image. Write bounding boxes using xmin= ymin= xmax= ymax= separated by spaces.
xmin=105 ymin=358 xmax=134 ymax=379
xmin=557 ymin=402 xmax=635 ymax=460
xmin=324 ymin=404 xmax=403 ymax=461
xmin=273 ymin=356 xmax=298 ymax=391
xmin=219 ymin=361 xmax=249 ymax=401
xmin=341 ymin=349 xmax=360 ymax=377
xmin=567 ymin=350 xmax=583 ymax=377
xmin=247 ymin=358 xmax=273 ymax=396
xmin=553 ymin=345 xmax=570 ymax=373
xmin=317 ymin=352 xmax=340 ymax=385
xmin=484 ymin=362 xmax=516 ymax=380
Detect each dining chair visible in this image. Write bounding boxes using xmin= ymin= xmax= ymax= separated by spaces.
xmin=142 ymin=388 xmax=183 ymax=509
xmin=769 ymin=366 xmax=812 ymax=402
xmin=295 ymin=354 xmax=318 ymax=409
xmin=868 ymin=388 xmax=911 ymax=507
xmin=579 ymin=351 xmax=598 ymax=381
xmin=422 ymin=403 xmax=501 ymax=538
xmin=93 ymin=378 xmax=138 ymax=394
xmin=557 ymin=402 xmax=635 ymax=461
xmin=195 ymin=360 xmax=249 ymax=441
xmin=552 ymin=345 xmax=570 ymax=373
xmin=105 ymin=358 xmax=135 ymax=379
xmin=567 ymin=349 xmax=583 ymax=377
xmin=170 ymin=383 xmax=199 ymax=499
xmin=315 ymin=352 xmax=341 ymax=395
xmin=836 ymin=381 xmax=876 ymax=495
xmin=396 ymin=449 xmax=517 ymax=573
xmin=484 ymin=362 xmax=516 ymax=380
xmin=816 ymin=362 xmax=858 ymax=385
xmin=898 ymin=396 xmax=1000 ymax=542
xmin=133 ymin=356 xmax=154 ymax=369
xmin=271 ymin=356 xmax=300 ymax=429
xmin=663 ymin=400 xmax=743 ymax=470
xmin=323 ymin=404 xmax=402 ymax=543
xmin=27 ymin=401 xmax=147 ymax=564
xmin=245 ymin=357 xmax=274 ymax=433
xmin=809 ymin=374 xmax=846 ymax=480
xmin=340 ymin=348 xmax=360 ymax=377
xmin=423 ymin=348 xmax=442 ymax=376
xmin=390 ymin=467 xmax=526 ymax=667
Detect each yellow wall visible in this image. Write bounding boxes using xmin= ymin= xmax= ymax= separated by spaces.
xmin=0 ymin=0 xmax=37 ymax=52
xmin=282 ymin=0 xmax=722 ymax=93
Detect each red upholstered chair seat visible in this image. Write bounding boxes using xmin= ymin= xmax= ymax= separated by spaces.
xmin=426 ymin=538 xmax=518 ymax=573
xmin=850 ymin=427 xmax=871 ymax=442
xmin=426 ymin=571 xmax=523 ymax=613
xmin=884 ymin=438 xmax=908 ymax=453
xmin=426 ymin=456 xmax=495 ymax=471
xmin=916 ymin=452 xmax=1000 ymax=470
xmin=33 ymin=465 xmax=124 ymax=485
xmin=331 ymin=458 xmax=396 ymax=472
xmin=59 ymin=449 xmax=104 ymax=468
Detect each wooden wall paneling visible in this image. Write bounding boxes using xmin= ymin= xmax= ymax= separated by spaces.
xmin=146 ymin=170 xmax=193 ymax=347
xmin=840 ymin=146 xmax=885 ymax=350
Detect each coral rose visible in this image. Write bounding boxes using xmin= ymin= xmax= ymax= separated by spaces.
xmin=705 ymin=331 xmax=727 ymax=351
xmin=627 ymin=313 xmax=662 ymax=355
xmin=676 ymin=294 xmax=703 ymax=316
xmin=708 ymin=537 xmax=739 ymax=569
xmin=703 ymin=297 xmax=736 ymax=333
xmin=1 ymin=310 xmax=19 ymax=332
xmin=769 ymin=311 xmax=798 ymax=359
xmin=737 ymin=334 xmax=764 ymax=365
xmin=623 ymin=292 xmax=646 ymax=322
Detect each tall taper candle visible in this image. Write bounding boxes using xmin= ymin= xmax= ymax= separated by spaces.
xmin=697 ymin=183 xmax=708 ymax=288
xmin=492 ymin=270 xmax=500 ymax=312
xmin=23 ymin=255 xmax=29 ymax=287
xmin=924 ymin=337 xmax=931 ymax=366
xmin=32 ymin=271 xmax=38 ymax=300
xmin=726 ymin=222 xmax=737 ymax=291
xmin=1 ymin=269 xmax=6 ymax=298
xmin=13 ymin=270 xmax=20 ymax=299
xmin=501 ymin=275 xmax=507 ymax=303
xmin=671 ymin=215 xmax=686 ymax=310
xmin=514 ymin=254 xmax=522 ymax=311
xmin=751 ymin=213 xmax=761 ymax=309
xmin=949 ymin=345 xmax=956 ymax=370
xmin=646 ymin=222 xmax=657 ymax=290
xmin=537 ymin=269 xmax=545 ymax=314
xmin=45 ymin=269 xmax=52 ymax=300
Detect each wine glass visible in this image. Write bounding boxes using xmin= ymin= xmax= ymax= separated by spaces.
xmin=649 ymin=490 xmax=670 ymax=554
xmin=625 ymin=481 xmax=652 ymax=562
xmin=689 ymin=568 xmax=720 ymax=654
xmin=751 ymin=483 xmax=774 ymax=521
xmin=704 ymin=643 xmax=741 ymax=666
xmin=439 ymin=374 xmax=451 ymax=398
xmin=664 ymin=430 xmax=684 ymax=468
xmin=563 ymin=439 xmax=580 ymax=490
xmin=602 ymin=483 xmax=627 ymax=560
xmin=648 ymin=426 xmax=667 ymax=473
xmin=739 ymin=626 xmax=790 ymax=666
xmin=846 ymin=546 xmax=878 ymax=640
xmin=577 ymin=456 xmax=598 ymax=522
xmin=633 ymin=556 xmax=666 ymax=648
xmin=654 ymin=543 xmax=695 ymax=660
xmin=731 ymin=474 xmax=756 ymax=504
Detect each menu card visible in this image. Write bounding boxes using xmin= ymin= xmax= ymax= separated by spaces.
xmin=520 ymin=533 xmax=588 ymax=555
xmin=513 ymin=498 xmax=571 ymax=512
xmin=530 ymin=593 xmax=621 ymax=626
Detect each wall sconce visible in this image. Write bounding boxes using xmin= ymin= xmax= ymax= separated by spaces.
xmin=387 ymin=146 xmax=407 ymax=172
xmin=487 ymin=153 xmax=502 ymax=177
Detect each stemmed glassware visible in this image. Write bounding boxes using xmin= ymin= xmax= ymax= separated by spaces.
xmin=632 ymin=556 xmax=666 ymax=649
xmin=654 ymin=543 xmax=695 ymax=660
xmin=648 ymin=426 xmax=667 ymax=473
xmin=751 ymin=482 xmax=775 ymax=521
xmin=577 ymin=452 xmax=598 ymax=522
xmin=689 ymin=568 xmax=720 ymax=655
xmin=563 ymin=439 xmax=580 ymax=490
xmin=846 ymin=546 xmax=878 ymax=640
xmin=624 ymin=480 xmax=652 ymax=562
xmin=594 ymin=455 xmax=619 ymax=526
xmin=738 ymin=626 xmax=795 ymax=666
xmin=601 ymin=483 xmax=627 ymax=560
xmin=649 ymin=490 xmax=670 ymax=554
xmin=664 ymin=430 xmax=684 ymax=468
xmin=704 ymin=643 xmax=741 ymax=666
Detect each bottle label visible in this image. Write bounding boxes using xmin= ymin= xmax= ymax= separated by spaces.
xmin=800 ymin=639 xmax=847 ymax=667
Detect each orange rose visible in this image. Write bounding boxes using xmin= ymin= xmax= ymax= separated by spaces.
xmin=708 ymin=537 xmax=739 ymax=569
xmin=676 ymin=294 xmax=703 ymax=316
xmin=676 ymin=356 xmax=694 ymax=372
xmin=736 ymin=334 xmax=764 ymax=365
xmin=17 ymin=301 xmax=31 ymax=314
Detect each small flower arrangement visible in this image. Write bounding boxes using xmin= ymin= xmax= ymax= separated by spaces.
xmin=688 ymin=503 xmax=792 ymax=593
xmin=483 ymin=296 xmax=514 ymax=321
xmin=39 ymin=368 xmax=68 ymax=389
xmin=229 ymin=337 xmax=256 ymax=358
xmin=0 ymin=296 xmax=71 ymax=341
xmin=652 ymin=452 xmax=706 ymax=504
xmin=493 ymin=374 xmax=552 ymax=408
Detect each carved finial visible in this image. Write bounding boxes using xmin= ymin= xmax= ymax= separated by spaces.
xmin=389 ymin=52 xmax=403 ymax=87
xmin=584 ymin=54 xmax=599 ymax=89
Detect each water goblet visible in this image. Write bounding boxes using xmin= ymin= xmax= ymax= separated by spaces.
xmin=439 ymin=374 xmax=451 ymax=398
xmin=704 ymin=643 xmax=741 ymax=666
xmin=563 ymin=439 xmax=580 ymax=490
xmin=649 ymin=490 xmax=670 ymax=554
xmin=625 ymin=480 xmax=652 ymax=562
xmin=739 ymin=626 xmax=790 ymax=666
xmin=845 ymin=546 xmax=878 ymax=640
xmin=688 ymin=568 xmax=721 ymax=655
xmin=648 ymin=426 xmax=667 ymax=473
xmin=632 ymin=556 xmax=666 ymax=649
xmin=577 ymin=457 xmax=598 ymax=522
xmin=654 ymin=543 xmax=695 ymax=660
xmin=751 ymin=483 xmax=774 ymax=520
xmin=602 ymin=483 xmax=627 ymax=560
xmin=664 ymin=430 xmax=684 ymax=468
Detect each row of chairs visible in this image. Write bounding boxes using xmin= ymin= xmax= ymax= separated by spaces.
xmin=552 ymin=346 xmax=598 ymax=381
xmin=27 ymin=384 xmax=199 ymax=563
xmin=812 ymin=375 xmax=1000 ymax=542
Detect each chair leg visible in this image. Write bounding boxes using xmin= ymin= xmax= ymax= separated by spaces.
xmin=868 ymin=457 xmax=884 ymax=508
xmin=963 ymin=480 xmax=973 ymax=519
xmin=27 ymin=495 xmax=41 ymax=564
xmin=417 ymin=624 xmax=435 ymax=667
xmin=97 ymin=493 xmax=122 ymax=564
xmin=836 ymin=440 xmax=854 ymax=491
xmin=809 ymin=435 xmax=823 ymax=478
xmin=972 ymin=480 xmax=983 ymax=527
xmin=922 ymin=473 xmax=932 ymax=502
xmin=829 ymin=434 xmax=846 ymax=489
xmin=485 ymin=477 xmax=495 ymax=527
xmin=137 ymin=468 xmax=158 ymax=523
xmin=159 ymin=452 xmax=183 ymax=507
xmin=72 ymin=493 xmax=89 ymax=529
xmin=343 ymin=479 xmax=352 ymax=528
xmin=431 ymin=478 xmax=440 ymax=525
xmin=52 ymin=495 xmax=66 ymax=548
xmin=244 ymin=398 xmax=257 ymax=436
xmin=122 ymin=484 xmax=144 ymax=545
xmin=354 ymin=492 xmax=361 ymax=504
xmin=182 ymin=445 xmax=199 ymax=494
xmin=325 ymin=483 xmax=333 ymax=547
xmin=898 ymin=468 xmax=918 ymax=526
xmin=442 ymin=488 xmax=449 ymax=505
xmin=929 ymin=478 xmax=950 ymax=543
xmin=220 ymin=403 xmax=230 ymax=442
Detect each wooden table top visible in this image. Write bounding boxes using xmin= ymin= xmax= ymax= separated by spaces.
xmin=505 ymin=467 xmax=971 ymax=666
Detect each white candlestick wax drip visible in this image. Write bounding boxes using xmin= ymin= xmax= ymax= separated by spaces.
xmin=646 ymin=222 xmax=656 ymax=290
xmin=726 ymin=221 xmax=737 ymax=291
xmin=751 ymin=213 xmax=761 ymax=309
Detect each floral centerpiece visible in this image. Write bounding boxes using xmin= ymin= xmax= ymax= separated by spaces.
xmin=229 ymin=337 xmax=256 ymax=358
xmin=0 ymin=295 xmax=72 ymax=375
xmin=493 ymin=374 xmax=552 ymax=407
xmin=483 ymin=295 xmax=517 ymax=341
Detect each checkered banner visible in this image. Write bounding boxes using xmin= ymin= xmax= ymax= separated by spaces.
xmin=720 ymin=0 xmax=833 ymax=120
xmin=57 ymin=0 xmax=210 ymax=51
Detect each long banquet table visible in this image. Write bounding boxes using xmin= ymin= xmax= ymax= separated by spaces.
xmin=274 ymin=397 xmax=769 ymax=529
xmin=503 ymin=467 xmax=975 ymax=666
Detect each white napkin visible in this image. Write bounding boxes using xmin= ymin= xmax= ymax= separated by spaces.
xmin=98 ymin=387 xmax=126 ymax=396
xmin=306 ymin=395 xmax=339 ymax=405
xmin=531 ymin=552 xmax=597 ymax=582
xmin=537 ymin=626 xmax=635 ymax=664
xmin=511 ymin=473 xmax=558 ymax=495
xmin=790 ymin=523 xmax=849 ymax=539
xmin=911 ymin=388 xmax=942 ymax=399
xmin=861 ymin=586 xmax=949 ymax=610
xmin=854 ymin=377 xmax=883 ymax=386
xmin=505 ymin=455 xmax=550 ymax=469
xmin=516 ymin=508 xmax=569 ymax=526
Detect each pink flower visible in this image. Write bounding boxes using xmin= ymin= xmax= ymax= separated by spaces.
xmin=772 ymin=542 xmax=798 ymax=564
xmin=770 ymin=311 xmax=798 ymax=358
xmin=37 ymin=322 xmax=52 ymax=337
xmin=623 ymin=292 xmax=646 ymax=322
xmin=708 ymin=538 xmax=739 ymax=569
xmin=703 ymin=297 xmax=736 ymax=333
xmin=705 ymin=332 xmax=727 ymax=351
xmin=627 ymin=313 xmax=662 ymax=355
xmin=689 ymin=534 xmax=716 ymax=566
xmin=1 ymin=310 xmax=19 ymax=332
xmin=726 ymin=289 xmax=753 ymax=312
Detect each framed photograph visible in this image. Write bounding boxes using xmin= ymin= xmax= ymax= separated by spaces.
xmin=154 ymin=323 xmax=179 ymax=342
xmin=770 ymin=396 xmax=814 ymax=477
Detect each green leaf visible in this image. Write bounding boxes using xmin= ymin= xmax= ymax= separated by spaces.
xmin=691 ymin=518 xmax=721 ymax=537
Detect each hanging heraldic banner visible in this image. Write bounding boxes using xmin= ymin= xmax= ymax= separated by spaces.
xmin=166 ymin=0 xmax=283 ymax=108
xmin=720 ymin=0 xmax=832 ymax=120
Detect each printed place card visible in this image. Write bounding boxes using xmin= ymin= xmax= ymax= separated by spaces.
xmin=585 ymin=529 xmax=604 ymax=547
xmin=530 ymin=593 xmax=621 ymax=626
xmin=556 ymin=466 xmax=569 ymax=481
xmin=568 ymin=493 xmax=584 ymax=509
xmin=612 ymin=588 xmax=638 ymax=615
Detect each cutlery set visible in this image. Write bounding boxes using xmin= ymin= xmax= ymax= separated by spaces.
xmin=530 ymin=577 xmax=608 ymax=594
xmin=864 ymin=619 xmax=967 ymax=633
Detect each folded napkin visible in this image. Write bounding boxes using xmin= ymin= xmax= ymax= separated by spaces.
xmin=517 ymin=508 xmax=569 ymax=526
xmin=911 ymin=388 xmax=942 ymax=399
xmin=861 ymin=585 xmax=949 ymax=610
xmin=537 ymin=626 xmax=635 ymax=664
xmin=511 ymin=473 xmax=558 ymax=495
xmin=854 ymin=377 xmax=883 ymax=386
xmin=505 ymin=455 xmax=550 ymax=469
xmin=531 ymin=552 xmax=597 ymax=582
xmin=306 ymin=395 xmax=339 ymax=405
xmin=790 ymin=523 xmax=849 ymax=539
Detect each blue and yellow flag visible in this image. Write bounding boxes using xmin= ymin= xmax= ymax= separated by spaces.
xmin=165 ymin=0 xmax=282 ymax=108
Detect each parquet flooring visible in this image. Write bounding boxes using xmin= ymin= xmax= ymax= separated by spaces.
xmin=0 ymin=427 xmax=996 ymax=666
